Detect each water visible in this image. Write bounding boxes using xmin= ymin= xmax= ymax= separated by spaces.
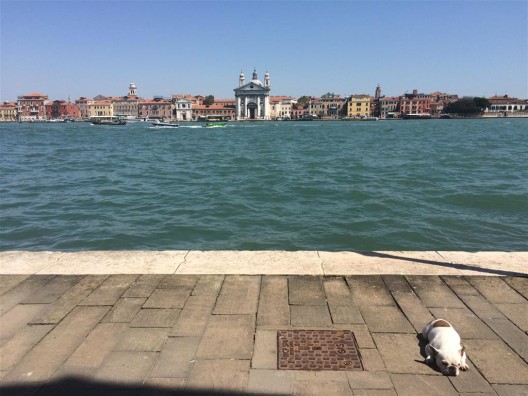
xmin=1 ymin=119 xmax=527 ymax=251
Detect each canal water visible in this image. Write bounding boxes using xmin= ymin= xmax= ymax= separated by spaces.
xmin=1 ymin=119 xmax=526 ymax=251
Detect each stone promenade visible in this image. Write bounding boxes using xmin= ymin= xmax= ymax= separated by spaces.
xmin=0 ymin=251 xmax=527 ymax=395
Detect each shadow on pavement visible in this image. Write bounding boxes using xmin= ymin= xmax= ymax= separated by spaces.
xmin=0 ymin=376 xmax=277 ymax=396
xmin=357 ymin=251 xmax=527 ymax=277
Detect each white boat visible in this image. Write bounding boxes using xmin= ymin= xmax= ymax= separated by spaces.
xmin=151 ymin=121 xmax=179 ymax=128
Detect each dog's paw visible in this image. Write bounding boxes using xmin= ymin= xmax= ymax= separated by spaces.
xmin=461 ymin=363 xmax=469 ymax=371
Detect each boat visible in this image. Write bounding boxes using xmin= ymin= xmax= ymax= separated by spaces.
xmin=91 ymin=118 xmax=126 ymax=125
xmin=151 ymin=120 xmax=179 ymax=127
xmin=342 ymin=116 xmax=379 ymax=121
xmin=402 ymin=113 xmax=432 ymax=119
xmin=203 ymin=122 xmax=226 ymax=128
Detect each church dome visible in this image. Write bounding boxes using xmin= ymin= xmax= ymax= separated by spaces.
xmin=251 ymin=68 xmax=262 ymax=85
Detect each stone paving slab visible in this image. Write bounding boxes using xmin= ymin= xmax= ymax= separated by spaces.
xmin=257 ymin=276 xmax=290 ymax=327
xmin=31 ymin=275 xmax=108 ymax=325
xmin=321 ymin=251 xmax=462 ymax=276
xmin=2 ymin=250 xmax=527 ymax=276
xmin=2 ymin=306 xmax=109 ymax=383
xmin=0 ymin=252 xmax=63 ymax=274
xmin=346 ymin=276 xmax=396 ymax=306
xmin=464 ymin=339 xmax=528 ymax=384
xmin=149 ymin=336 xmax=201 ymax=378
xmin=390 ymin=373 xmax=459 ymax=395
xmin=212 ymin=275 xmax=260 ymax=314
xmin=179 ymin=250 xmax=323 ymax=274
xmin=186 ymin=359 xmax=250 ymax=393
xmin=1 ymin=270 xmax=527 ymax=395
xmin=36 ymin=251 xmax=188 ymax=274
xmin=0 ymin=275 xmax=29 ymax=295
xmin=439 ymin=251 xmax=528 ymax=276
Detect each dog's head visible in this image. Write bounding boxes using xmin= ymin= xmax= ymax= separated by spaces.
xmin=429 ymin=345 xmax=466 ymax=376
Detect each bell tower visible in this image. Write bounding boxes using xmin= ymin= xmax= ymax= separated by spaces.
xmin=129 ymin=82 xmax=137 ymax=97
xmin=239 ymin=70 xmax=245 ymax=87
xmin=375 ymin=84 xmax=381 ymax=99
xmin=265 ymin=70 xmax=270 ymax=89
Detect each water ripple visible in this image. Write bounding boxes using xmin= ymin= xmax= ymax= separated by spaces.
xmin=1 ymin=119 xmax=527 ymax=251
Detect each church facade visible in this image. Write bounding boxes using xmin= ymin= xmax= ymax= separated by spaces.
xmin=234 ymin=69 xmax=270 ymax=120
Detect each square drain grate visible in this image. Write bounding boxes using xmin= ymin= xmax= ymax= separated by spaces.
xmin=277 ymin=330 xmax=363 ymax=371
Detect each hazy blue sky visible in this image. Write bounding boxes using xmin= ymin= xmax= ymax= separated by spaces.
xmin=1 ymin=0 xmax=527 ymax=101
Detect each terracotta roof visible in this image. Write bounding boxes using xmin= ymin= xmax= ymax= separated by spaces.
xmin=349 ymin=95 xmax=370 ymax=99
xmin=23 ymin=93 xmax=47 ymax=98
xmin=0 ymin=103 xmax=17 ymax=109
xmin=488 ymin=95 xmax=526 ymax=103
xmin=193 ymin=104 xmax=234 ymax=110
xmin=270 ymin=96 xmax=294 ymax=102
xmin=139 ymin=99 xmax=171 ymax=104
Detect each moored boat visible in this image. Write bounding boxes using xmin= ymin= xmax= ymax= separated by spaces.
xmin=342 ymin=116 xmax=379 ymax=121
xmin=402 ymin=113 xmax=432 ymax=119
xmin=91 ymin=118 xmax=126 ymax=125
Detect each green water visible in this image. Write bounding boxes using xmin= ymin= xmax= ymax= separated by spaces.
xmin=0 ymin=119 xmax=526 ymax=251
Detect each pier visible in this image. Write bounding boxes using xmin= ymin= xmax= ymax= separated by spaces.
xmin=1 ymin=251 xmax=527 ymax=395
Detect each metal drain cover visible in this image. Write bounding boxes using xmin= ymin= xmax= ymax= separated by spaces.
xmin=277 ymin=330 xmax=363 ymax=371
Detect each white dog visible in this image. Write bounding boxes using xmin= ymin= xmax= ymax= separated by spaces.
xmin=422 ymin=318 xmax=469 ymax=376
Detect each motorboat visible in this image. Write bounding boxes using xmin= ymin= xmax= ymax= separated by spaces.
xmin=151 ymin=121 xmax=179 ymax=127
xmin=203 ymin=122 xmax=226 ymax=128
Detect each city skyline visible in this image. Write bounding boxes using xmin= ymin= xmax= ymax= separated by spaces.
xmin=1 ymin=1 xmax=527 ymax=102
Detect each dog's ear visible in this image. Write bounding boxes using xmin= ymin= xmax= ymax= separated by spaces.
xmin=430 ymin=346 xmax=440 ymax=357
xmin=460 ymin=345 xmax=466 ymax=356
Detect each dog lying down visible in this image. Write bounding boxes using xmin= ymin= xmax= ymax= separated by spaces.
xmin=422 ymin=319 xmax=469 ymax=376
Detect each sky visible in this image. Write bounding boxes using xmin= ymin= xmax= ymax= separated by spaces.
xmin=1 ymin=0 xmax=527 ymax=101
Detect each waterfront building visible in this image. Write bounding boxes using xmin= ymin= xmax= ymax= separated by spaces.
xmin=346 ymin=95 xmax=371 ymax=117
xmin=193 ymin=102 xmax=235 ymax=121
xmin=45 ymin=100 xmax=80 ymax=119
xmin=399 ymin=89 xmax=432 ymax=116
xmin=17 ymin=93 xmax=48 ymax=121
xmin=88 ymin=100 xmax=113 ymax=118
xmin=291 ymin=105 xmax=307 ymax=120
xmin=486 ymin=95 xmax=528 ymax=115
xmin=378 ymin=96 xmax=401 ymax=119
xmin=429 ymin=92 xmax=458 ymax=116
xmin=113 ymin=83 xmax=140 ymax=119
xmin=173 ymin=98 xmax=192 ymax=121
xmin=139 ymin=97 xmax=172 ymax=120
xmin=193 ymin=95 xmax=205 ymax=105
xmin=75 ymin=97 xmax=92 ymax=119
xmin=321 ymin=94 xmax=345 ymax=118
xmin=0 ymin=101 xmax=18 ymax=122
xmin=270 ymin=96 xmax=295 ymax=119
xmin=234 ymin=69 xmax=271 ymax=120
xmin=308 ymin=97 xmax=324 ymax=118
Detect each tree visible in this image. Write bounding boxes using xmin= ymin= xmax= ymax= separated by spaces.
xmin=473 ymin=97 xmax=491 ymax=111
xmin=297 ymin=96 xmax=310 ymax=108
xmin=444 ymin=97 xmax=479 ymax=115
xmin=203 ymin=95 xmax=215 ymax=106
